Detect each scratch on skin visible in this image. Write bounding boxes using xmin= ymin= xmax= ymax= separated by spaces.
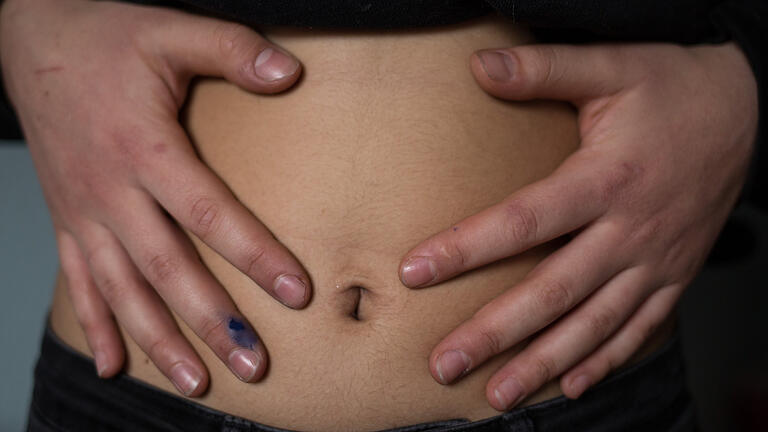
xmin=452 ymin=226 xmax=459 ymax=232
xmin=34 ymin=66 xmax=65 ymax=76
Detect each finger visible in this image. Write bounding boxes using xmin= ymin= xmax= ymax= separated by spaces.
xmin=486 ymin=266 xmax=653 ymax=411
xmin=470 ymin=44 xmax=627 ymax=104
xmin=400 ymin=150 xmax=639 ymax=288
xmin=106 ymin=194 xmax=270 ymax=383
xmin=82 ymin=223 xmax=211 ymax=396
xmin=560 ymin=284 xmax=683 ymax=399
xmin=137 ymin=123 xmax=310 ymax=309
xmin=429 ymin=222 xmax=626 ymax=385
xmin=57 ymin=229 xmax=125 ymax=378
xmin=146 ymin=11 xmax=301 ymax=93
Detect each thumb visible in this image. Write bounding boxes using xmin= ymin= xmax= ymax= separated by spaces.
xmin=470 ymin=44 xmax=627 ymax=104
xmin=146 ymin=14 xmax=301 ymax=94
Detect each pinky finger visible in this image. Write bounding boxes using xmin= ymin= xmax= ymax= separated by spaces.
xmin=57 ymin=230 xmax=125 ymax=378
xmin=560 ymin=284 xmax=684 ymax=399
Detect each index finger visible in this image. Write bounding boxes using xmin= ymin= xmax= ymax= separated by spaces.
xmin=133 ymin=124 xmax=312 ymax=309
xmin=399 ymin=152 xmax=641 ymax=288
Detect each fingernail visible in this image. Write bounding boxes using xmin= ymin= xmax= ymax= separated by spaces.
xmin=254 ymin=47 xmax=299 ymax=82
xmin=400 ymin=256 xmax=436 ymax=287
xmin=229 ymin=348 xmax=262 ymax=382
xmin=570 ymin=375 xmax=591 ymax=398
xmin=477 ymin=50 xmax=515 ymax=82
xmin=169 ymin=362 xmax=202 ymax=396
xmin=274 ymin=275 xmax=307 ymax=308
xmin=494 ymin=377 xmax=526 ymax=410
xmin=436 ymin=350 xmax=471 ymax=384
xmin=94 ymin=350 xmax=108 ymax=377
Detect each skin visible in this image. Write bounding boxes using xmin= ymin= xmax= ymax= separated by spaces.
xmin=2 ymin=0 xmax=759 ymax=413
xmin=0 ymin=0 xmax=311 ymax=396
xmin=398 ymin=42 xmax=758 ymax=410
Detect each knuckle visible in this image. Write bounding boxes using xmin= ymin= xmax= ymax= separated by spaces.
xmin=442 ymin=237 xmax=469 ymax=269
xmin=586 ymin=308 xmax=618 ymax=340
xmin=591 ymin=352 xmax=617 ymax=377
xmin=214 ymin=23 xmax=240 ymax=57
xmin=533 ymin=276 xmax=572 ymax=319
xmin=97 ymin=275 xmax=126 ymax=304
xmin=85 ymin=244 xmax=125 ymax=302
xmin=243 ymin=244 xmax=268 ymax=278
xmin=84 ymin=242 xmax=106 ymax=269
xmin=189 ymin=196 xmax=221 ymax=239
xmin=199 ymin=316 xmax=230 ymax=354
xmin=76 ymin=168 xmax=119 ymax=209
xmin=146 ymin=334 xmax=173 ymax=362
xmin=595 ymin=160 xmax=644 ymax=203
xmin=529 ymin=45 xmax=561 ymax=87
xmin=77 ymin=315 xmax=99 ymax=338
xmin=145 ymin=253 xmax=180 ymax=286
xmin=502 ymin=199 xmax=539 ymax=245
xmin=629 ymin=215 xmax=665 ymax=247
xmin=200 ymin=316 xmax=228 ymax=342
xmin=530 ymin=353 xmax=558 ymax=383
xmin=214 ymin=22 xmax=255 ymax=61
xmin=107 ymin=126 xmax=149 ymax=168
xmin=100 ymin=126 xmax=175 ymax=183
xmin=476 ymin=326 xmax=504 ymax=356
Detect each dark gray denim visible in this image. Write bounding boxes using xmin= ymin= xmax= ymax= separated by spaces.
xmin=27 ymin=324 xmax=697 ymax=432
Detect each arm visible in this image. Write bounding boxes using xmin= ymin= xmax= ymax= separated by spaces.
xmin=1 ymin=0 xmax=310 ymax=396
xmin=400 ymin=40 xmax=758 ymax=410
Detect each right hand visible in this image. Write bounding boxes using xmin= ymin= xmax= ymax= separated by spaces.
xmin=0 ymin=0 xmax=311 ymax=396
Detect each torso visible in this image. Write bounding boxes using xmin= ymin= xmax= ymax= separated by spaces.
xmin=49 ymin=14 xmax=672 ymax=431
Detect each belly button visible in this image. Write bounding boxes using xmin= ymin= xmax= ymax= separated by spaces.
xmin=348 ymin=285 xmax=365 ymax=321
xmin=334 ymin=281 xmax=370 ymax=321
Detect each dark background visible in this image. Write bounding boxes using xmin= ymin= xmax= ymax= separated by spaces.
xmin=1 ymin=137 xmax=766 ymax=430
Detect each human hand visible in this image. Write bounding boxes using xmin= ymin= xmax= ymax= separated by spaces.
xmin=1 ymin=0 xmax=310 ymax=396
xmin=399 ymin=42 xmax=757 ymax=410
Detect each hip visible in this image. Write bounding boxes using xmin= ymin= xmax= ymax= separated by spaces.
xmin=30 ymin=320 xmax=695 ymax=431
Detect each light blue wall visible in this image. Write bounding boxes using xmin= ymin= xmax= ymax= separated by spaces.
xmin=0 ymin=142 xmax=58 ymax=432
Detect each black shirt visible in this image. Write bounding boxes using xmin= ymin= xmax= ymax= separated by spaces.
xmin=1 ymin=0 xmax=765 ymax=207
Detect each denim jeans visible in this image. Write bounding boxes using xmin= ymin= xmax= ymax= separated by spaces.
xmin=27 ymin=324 xmax=698 ymax=431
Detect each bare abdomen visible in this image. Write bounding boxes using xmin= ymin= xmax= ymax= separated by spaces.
xmin=51 ymin=14 xmax=582 ymax=431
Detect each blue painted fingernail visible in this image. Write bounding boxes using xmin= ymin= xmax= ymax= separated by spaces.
xmin=227 ymin=318 xmax=263 ymax=381
xmin=400 ymin=256 xmax=436 ymax=287
xmin=495 ymin=376 xmax=526 ymax=410
xmin=227 ymin=318 xmax=259 ymax=350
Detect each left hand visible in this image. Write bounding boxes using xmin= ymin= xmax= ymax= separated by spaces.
xmin=398 ymin=42 xmax=758 ymax=410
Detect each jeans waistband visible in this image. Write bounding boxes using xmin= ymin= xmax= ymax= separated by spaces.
xmin=28 ymin=324 xmax=695 ymax=432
